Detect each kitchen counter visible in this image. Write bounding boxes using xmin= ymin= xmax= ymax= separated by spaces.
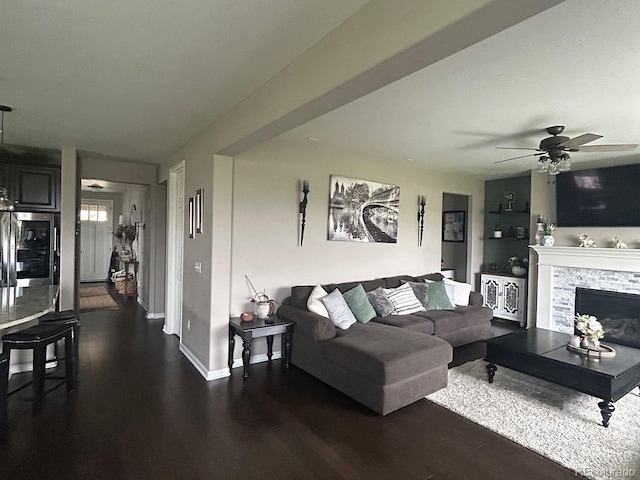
xmin=0 ymin=285 xmax=59 ymax=330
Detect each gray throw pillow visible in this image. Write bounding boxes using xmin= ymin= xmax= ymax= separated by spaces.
xmin=366 ymin=287 xmax=395 ymax=317
xmin=320 ymin=288 xmax=357 ymax=330
xmin=343 ymin=284 xmax=376 ymax=323
xmin=402 ymin=281 xmax=429 ymax=309
xmin=426 ymin=281 xmax=454 ymax=310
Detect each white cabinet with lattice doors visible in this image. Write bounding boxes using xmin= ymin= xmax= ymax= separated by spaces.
xmin=480 ymin=273 xmax=527 ymax=326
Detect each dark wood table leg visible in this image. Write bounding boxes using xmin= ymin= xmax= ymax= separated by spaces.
xmin=32 ymin=346 xmax=46 ymax=414
xmin=242 ymin=339 xmax=251 ymax=380
xmin=486 ymin=362 xmax=497 ymax=383
xmin=283 ymin=332 xmax=293 ymax=369
xmin=598 ymin=399 xmax=615 ymax=427
xmin=266 ymin=335 xmax=274 ymax=361
xmin=228 ymin=327 xmax=235 ymax=374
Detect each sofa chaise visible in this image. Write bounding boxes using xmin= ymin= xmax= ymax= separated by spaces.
xmin=276 ymin=273 xmax=492 ymax=415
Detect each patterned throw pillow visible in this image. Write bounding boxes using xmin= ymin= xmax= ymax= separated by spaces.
xmin=383 ymin=283 xmax=425 ymax=315
xmin=320 ymin=288 xmax=357 ymax=330
xmin=402 ymin=281 xmax=429 ymax=309
xmin=366 ymin=287 xmax=395 ymax=317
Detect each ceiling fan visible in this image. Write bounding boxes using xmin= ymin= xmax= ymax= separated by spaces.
xmin=494 ymin=125 xmax=638 ymax=174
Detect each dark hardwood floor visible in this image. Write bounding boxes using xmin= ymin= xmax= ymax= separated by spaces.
xmin=0 ymin=292 xmax=580 ymax=479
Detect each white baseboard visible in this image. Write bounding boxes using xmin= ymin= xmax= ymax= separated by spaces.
xmin=136 ymin=296 xmax=148 ymax=310
xmin=179 ymin=342 xmax=282 ymax=381
xmin=146 ymin=312 xmax=165 ymax=319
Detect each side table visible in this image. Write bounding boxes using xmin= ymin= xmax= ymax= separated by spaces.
xmin=228 ymin=316 xmax=295 ymax=379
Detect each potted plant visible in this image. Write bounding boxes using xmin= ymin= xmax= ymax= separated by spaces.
xmin=508 ymin=256 xmax=528 ymax=276
xmin=245 ymin=275 xmax=277 ymax=319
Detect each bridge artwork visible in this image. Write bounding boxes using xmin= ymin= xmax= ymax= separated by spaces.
xmin=328 ymin=175 xmax=400 ymax=243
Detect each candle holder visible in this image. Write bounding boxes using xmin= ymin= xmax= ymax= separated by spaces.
xmin=417 ymin=195 xmax=426 ymax=246
xmin=299 ymin=180 xmax=309 ymax=246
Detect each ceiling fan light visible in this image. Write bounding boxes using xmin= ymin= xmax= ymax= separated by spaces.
xmin=558 ymin=153 xmax=571 ymax=171
xmin=537 ymin=156 xmax=549 ymax=173
xmin=549 ymin=160 xmax=560 ymax=175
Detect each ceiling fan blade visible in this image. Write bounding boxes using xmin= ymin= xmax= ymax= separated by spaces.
xmin=558 ymin=133 xmax=603 ymax=149
xmin=495 ymin=147 xmax=542 ymax=151
xmin=494 ymin=152 xmax=544 ymax=164
xmin=576 ymin=144 xmax=638 ymax=152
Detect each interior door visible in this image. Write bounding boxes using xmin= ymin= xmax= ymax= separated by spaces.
xmin=80 ymin=200 xmax=113 ymax=282
xmin=164 ymin=162 xmax=184 ymax=337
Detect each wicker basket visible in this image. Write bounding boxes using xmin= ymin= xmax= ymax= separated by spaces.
xmin=125 ymin=277 xmax=137 ymax=295
xmin=115 ymin=277 xmax=127 ymax=294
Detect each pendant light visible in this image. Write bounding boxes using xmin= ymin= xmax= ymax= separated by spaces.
xmin=0 ymin=105 xmax=12 ymax=147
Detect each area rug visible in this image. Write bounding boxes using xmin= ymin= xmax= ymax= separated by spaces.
xmin=79 ymin=285 xmax=118 ymax=311
xmin=427 ymin=359 xmax=640 ymax=480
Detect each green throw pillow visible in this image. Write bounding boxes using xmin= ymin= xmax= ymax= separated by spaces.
xmin=343 ymin=284 xmax=377 ymax=323
xmin=426 ymin=281 xmax=454 ymax=310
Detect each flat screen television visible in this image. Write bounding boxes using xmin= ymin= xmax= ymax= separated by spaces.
xmin=555 ymin=163 xmax=640 ymax=227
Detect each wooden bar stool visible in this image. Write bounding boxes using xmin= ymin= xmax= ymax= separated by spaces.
xmin=0 ymin=352 xmax=8 ymax=445
xmin=39 ymin=311 xmax=80 ymax=383
xmin=2 ymin=323 xmax=75 ymax=414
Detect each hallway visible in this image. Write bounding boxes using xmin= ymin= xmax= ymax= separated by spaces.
xmin=1 ymin=299 xmax=576 ymax=479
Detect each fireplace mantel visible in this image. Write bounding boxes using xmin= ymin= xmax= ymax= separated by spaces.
xmin=532 ymin=246 xmax=640 ymax=272
xmin=530 ymin=246 xmax=640 ymax=331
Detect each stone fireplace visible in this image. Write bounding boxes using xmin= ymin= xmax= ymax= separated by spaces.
xmin=531 ymin=246 xmax=640 ymax=339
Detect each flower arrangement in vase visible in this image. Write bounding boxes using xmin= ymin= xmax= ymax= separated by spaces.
xmin=575 ymin=314 xmax=604 ymax=350
xmin=114 ymin=224 xmax=137 ymax=252
xmin=507 ymin=256 xmax=528 ymax=276
xmin=542 ymin=219 xmax=555 ymax=246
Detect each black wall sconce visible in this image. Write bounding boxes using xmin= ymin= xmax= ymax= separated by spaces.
xmin=299 ymin=180 xmax=309 ymax=246
xmin=417 ymin=195 xmax=426 ymax=246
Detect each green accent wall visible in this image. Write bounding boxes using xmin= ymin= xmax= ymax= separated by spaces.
xmin=483 ymin=175 xmax=531 ymax=274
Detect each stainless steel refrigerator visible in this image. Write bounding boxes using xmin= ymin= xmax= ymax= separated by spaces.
xmin=0 ymin=211 xmax=17 ymax=287
xmin=1 ymin=211 xmax=55 ymax=287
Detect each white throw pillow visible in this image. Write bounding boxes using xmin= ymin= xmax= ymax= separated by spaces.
xmin=444 ymin=279 xmax=472 ymax=306
xmin=383 ymin=283 xmax=425 ymax=315
xmin=320 ymin=288 xmax=357 ymax=330
xmin=307 ymin=284 xmax=329 ymax=317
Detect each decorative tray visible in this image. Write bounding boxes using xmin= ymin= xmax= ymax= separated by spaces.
xmin=566 ymin=342 xmax=616 ymax=358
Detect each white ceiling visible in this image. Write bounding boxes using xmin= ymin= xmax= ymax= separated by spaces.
xmin=3 ymin=0 xmax=640 ymax=178
xmin=0 ymin=0 xmax=368 ymax=162
xmin=281 ymin=0 xmax=640 ymax=177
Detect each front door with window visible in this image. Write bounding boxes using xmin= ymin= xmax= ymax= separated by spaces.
xmin=80 ymin=200 xmax=113 ymax=282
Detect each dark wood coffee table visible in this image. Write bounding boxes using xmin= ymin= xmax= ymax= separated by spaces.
xmin=485 ymin=328 xmax=640 ymax=427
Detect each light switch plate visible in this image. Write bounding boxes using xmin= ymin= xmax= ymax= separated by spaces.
xmin=195 ymin=261 xmax=202 ymax=273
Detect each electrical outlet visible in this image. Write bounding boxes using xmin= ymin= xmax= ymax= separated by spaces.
xmin=194 ymin=261 xmax=202 ymax=273
xmin=187 ymin=320 xmax=191 ymax=330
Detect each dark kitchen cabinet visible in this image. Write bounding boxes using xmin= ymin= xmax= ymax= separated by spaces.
xmin=12 ymin=164 xmax=60 ymax=212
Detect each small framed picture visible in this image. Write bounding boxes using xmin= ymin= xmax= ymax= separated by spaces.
xmin=188 ymin=197 xmax=195 ymax=239
xmin=443 ymin=211 xmax=465 ymax=242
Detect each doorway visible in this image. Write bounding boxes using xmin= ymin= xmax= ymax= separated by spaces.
xmin=164 ymin=161 xmax=184 ymax=337
xmin=80 ymin=199 xmax=113 ymax=282
xmin=441 ymin=193 xmax=470 ymax=282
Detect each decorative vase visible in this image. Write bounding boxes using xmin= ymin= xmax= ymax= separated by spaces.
xmin=580 ymin=336 xmax=589 ymax=349
xmin=535 ymin=223 xmax=545 ymax=246
xmin=511 ymin=266 xmax=527 ymax=276
xmin=254 ymin=301 xmax=273 ymax=319
xmin=543 ymin=235 xmax=555 ymax=246
xmin=569 ymin=335 xmax=581 ymax=348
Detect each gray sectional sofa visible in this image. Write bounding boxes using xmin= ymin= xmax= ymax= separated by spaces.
xmin=276 ymin=273 xmax=492 ymax=415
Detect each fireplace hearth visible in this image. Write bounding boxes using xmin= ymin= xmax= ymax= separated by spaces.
xmin=575 ymin=288 xmax=640 ymax=349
